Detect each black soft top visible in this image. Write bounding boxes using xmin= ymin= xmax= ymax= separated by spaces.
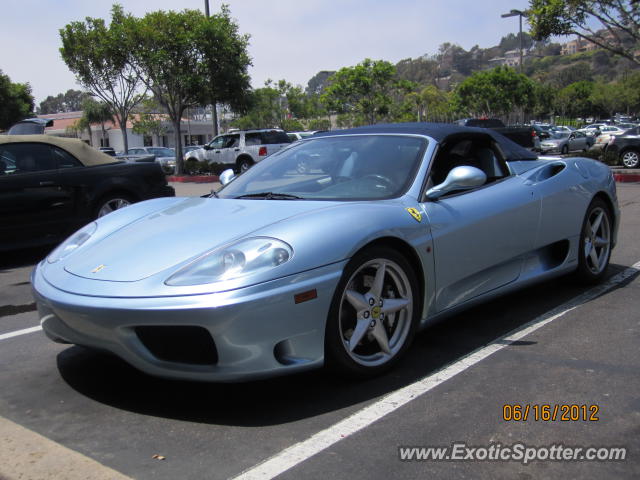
xmin=313 ymin=122 xmax=538 ymax=161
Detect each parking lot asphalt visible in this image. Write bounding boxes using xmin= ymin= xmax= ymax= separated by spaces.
xmin=0 ymin=184 xmax=638 ymax=479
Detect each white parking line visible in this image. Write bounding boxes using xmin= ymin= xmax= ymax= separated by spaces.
xmin=232 ymin=261 xmax=640 ymax=480
xmin=0 ymin=326 xmax=42 ymax=341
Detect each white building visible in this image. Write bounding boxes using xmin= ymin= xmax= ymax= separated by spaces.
xmin=37 ymin=111 xmax=216 ymax=152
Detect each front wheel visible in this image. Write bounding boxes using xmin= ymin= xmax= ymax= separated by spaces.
xmin=238 ymin=157 xmax=254 ymax=173
xmin=621 ymin=149 xmax=640 ymax=168
xmin=325 ymin=247 xmax=420 ymax=378
xmin=574 ymin=198 xmax=612 ymax=284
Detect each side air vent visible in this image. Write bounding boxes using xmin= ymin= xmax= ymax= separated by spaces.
xmin=535 ymin=162 xmax=566 ymax=181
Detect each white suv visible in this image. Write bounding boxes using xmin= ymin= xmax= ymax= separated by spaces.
xmin=186 ymin=129 xmax=292 ymax=172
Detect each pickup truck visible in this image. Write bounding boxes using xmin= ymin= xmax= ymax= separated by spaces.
xmin=185 ymin=129 xmax=292 ymax=173
xmin=456 ymin=119 xmax=540 ymax=152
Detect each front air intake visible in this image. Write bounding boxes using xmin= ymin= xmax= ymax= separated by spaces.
xmin=135 ymin=326 xmax=218 ymax=365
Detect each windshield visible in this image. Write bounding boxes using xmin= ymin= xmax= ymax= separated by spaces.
xmin=149 ymin=147 xmax=175 ymax=156
xmin=218 ymin=135 xmax=427 ymax=201
xmin=550 ymin=132 xmax=569 ymax=139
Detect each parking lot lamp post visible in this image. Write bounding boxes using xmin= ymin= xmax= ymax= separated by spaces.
xmin=501 ymin=9 xmax=527 ymax=73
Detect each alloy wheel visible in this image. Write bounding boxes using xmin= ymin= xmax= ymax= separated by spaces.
xmin=338 ymin=258 xmax=413 ymax=367
xmin=583 ymin=206 xmax=611 ymax=275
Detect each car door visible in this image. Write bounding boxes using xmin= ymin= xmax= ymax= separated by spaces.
xmin=206 ymin=136 xmax=225 ymax=163
xmin=419 ymin=138 xmax=540 ymax=312
xmin=221 ymin=134 xmax=240 ymax=164
xmin=571 ymin=131 xmax=587 ymax=151
xmin=0 ymin=142 xmax=73 ymax=246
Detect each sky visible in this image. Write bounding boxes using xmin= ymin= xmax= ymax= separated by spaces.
xmin=1 ymin=0 xmax=536 ymax=105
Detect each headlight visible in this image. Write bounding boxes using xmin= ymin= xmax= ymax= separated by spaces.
xmin=165 ymin=237 xmax=293 ymax=286
xmin=47 ymin=222 xmax=97 ymax=263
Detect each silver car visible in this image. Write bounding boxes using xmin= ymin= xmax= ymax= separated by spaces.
xmin=540 ymin=131 xmax=590 ymax=154
xmin=32 ymin=124 xmax=619 ymax=381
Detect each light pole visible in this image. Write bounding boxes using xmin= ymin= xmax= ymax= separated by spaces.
xmin=501 ymin=9 xmax=527 ymax=73
xmin=204 ymin=0 xmax=219 ymax=136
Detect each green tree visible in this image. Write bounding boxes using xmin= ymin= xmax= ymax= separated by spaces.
xmin=231 ymin=85 xmax=282 ymax=129
xmin=321 ymin=59 xmax=409 ymax=126
xmin=405 ymin=85 xmax=451 ymax=122
xmin=60 ymin=5 xmax=146 ymax=153
xmin=589 ymin=81 xmax=625 ymax=117
xmin=528 ymin=0 xmax=640 ymax=66
xmin=82 ymin=98 xmax=114 ymax=147
xmin=39 ymin=89 xmax=88 ymax=114
xmin=131 ymin=96 xmax=167 ymax=142
xmin=195 ymin=5 xmax=252 ymax=137
xmin=453 ymin=66 xmax=537 ymax=117
xmin=125 ymin=6 xmax=251 ymax=174
xmin=0 ymin=70 xmax=34 ymax=130
xmin=556 ymin=80 xmax=594 ymax=117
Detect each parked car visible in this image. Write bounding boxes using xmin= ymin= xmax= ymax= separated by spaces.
xmin=123 ymin=146 xmax=177 ymax=173
xmin=539 ymin=130 xmax=590 ymax=154
xmin=185 ymin=129 xmax=292 ymax=172
xmin=7 ymin=118 xmax=53 ymax=135
xmin=591 ymin=125 xmax=627 ymax=151
xmin=0 ymin=135 xmax=174 ymax=250
xmin=577 ymin=123 xmax=606 ymax=137
xmin=550 ymin=125 xmax=576 ymax=134
xmin=603 ymin=126 xmax=640 ymax=168
xmin=531 ymin=124 xmax=553 ymax=140
xmin=98 ymin=147 xmax=117 ymax=157
xmin=456 ymin=118 xmax=540 ymax=151
xmin=33 ymin=123 xmax=618 ymax=381
xmin=287 ymin=131 xmax=318 ymax=141
xmin=183 ymin=145 xmax=203 ymax=160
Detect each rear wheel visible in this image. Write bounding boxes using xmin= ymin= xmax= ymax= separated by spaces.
xmin=621 ymin=149 xmax=640 ymax=168
xmin=575 ymin=198 xmax=612 ymax=284
xmin=94 ymin=193 xmax=134 ymax=218
xmin=325 ymin=247 xmax=420 ymax=378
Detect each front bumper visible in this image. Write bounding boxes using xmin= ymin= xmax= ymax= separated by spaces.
xmin=32 ymin=261 xmax=345 ymax=382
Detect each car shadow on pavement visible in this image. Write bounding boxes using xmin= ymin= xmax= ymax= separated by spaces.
xmin=0 ymin=246 xmax=51 ymax=271
xmin=56 ymin=263 xmax=631 ymax=427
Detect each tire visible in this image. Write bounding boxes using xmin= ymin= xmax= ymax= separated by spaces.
xmin=574 ymin=198 xmax=612 ymax=284
xmin=561 ymin=144 xmax=569 ymax=155
xmin=94 ymin=192 xmax=135 ymax=218
xmin=237 ymin=157 xmax=254 ymax=173
xmin=324 ymin=246 xmax=420 ymax=378
xmin=621 ymin=149 xmax=640 ymax=169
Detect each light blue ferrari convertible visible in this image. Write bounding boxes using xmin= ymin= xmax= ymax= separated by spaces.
xmin=32 ymin=123 xmax=619 ymax=381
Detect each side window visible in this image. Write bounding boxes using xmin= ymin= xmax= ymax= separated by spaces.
xmin=224 ymin=134 xmax=240 ymax=148
xmin=210 ymin=136 xmax=225 ymax=149
xmin=52 ymin=147 xmax=83 ymax=169
xmin=429 ymin=137 xmax=508 ymax=194
xmin=245 ymin=133 xmax=262 ymax=146
xmin=261 ymin=130 xmax=291 ymax=144
xmin=0 ymin=143 xmax=56 ymax=174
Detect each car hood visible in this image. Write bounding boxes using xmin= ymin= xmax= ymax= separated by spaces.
xmin=63 ymin=197 xmax=339 ymax=282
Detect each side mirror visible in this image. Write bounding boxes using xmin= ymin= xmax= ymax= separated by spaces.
xmin=219 ymin=168 xmax=236 ymax=186
xmin=203 ymin=144 xmax=212 ymax=151
xmin=426 ymin=166 xmax=487 ymax=200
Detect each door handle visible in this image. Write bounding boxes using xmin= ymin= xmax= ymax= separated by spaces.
xmin=39 ymin=181 xmax=54 ymax=186
xmin=234 ymin=148 xmax=240 ymax=151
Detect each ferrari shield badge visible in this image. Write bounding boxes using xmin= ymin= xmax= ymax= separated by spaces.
xmin=405 ymin=207 xmax=422 ymax=223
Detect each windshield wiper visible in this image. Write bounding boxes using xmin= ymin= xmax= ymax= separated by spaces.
xmin=234 ymin=192 xmax=304 ymax=200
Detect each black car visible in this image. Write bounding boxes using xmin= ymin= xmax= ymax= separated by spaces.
xmin=0 ymin=135 xmax=175 ymax=250
xmin=604 ymin=127 xmax=640 ymax=168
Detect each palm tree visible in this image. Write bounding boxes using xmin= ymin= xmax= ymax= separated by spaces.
xmin=82 ymin=98 xmax=114 ymax=147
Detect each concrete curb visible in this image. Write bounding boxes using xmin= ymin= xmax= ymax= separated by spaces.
xmin=166 ymin=175 xmax=219 ymax=183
